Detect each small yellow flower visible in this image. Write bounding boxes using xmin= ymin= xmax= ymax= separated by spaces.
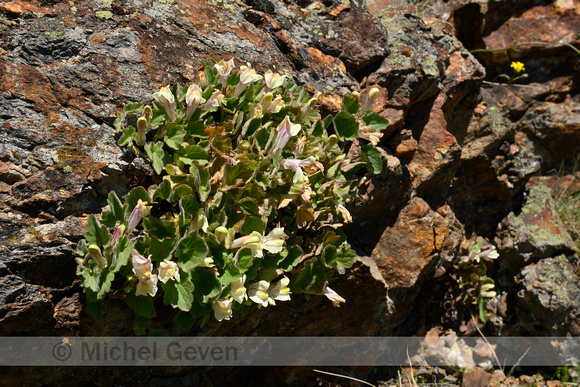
xmin=510 ymin=61 xmax=525 ymax=73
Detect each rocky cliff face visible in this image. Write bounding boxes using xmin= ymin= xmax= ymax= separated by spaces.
xmin=0 ymin=0 xmax=578 ymax=385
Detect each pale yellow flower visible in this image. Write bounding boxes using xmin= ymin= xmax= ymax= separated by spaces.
xmin=158 ymin=260 xmax=180 ymax=283
xmin=212 ymin=298 xmax=233 ymax=321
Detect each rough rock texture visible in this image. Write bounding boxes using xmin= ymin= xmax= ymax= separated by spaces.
xmin=497 ymin=181 xmax=576 ymax=278
xmin=516 ymin=255 xmax=580 ymax=336
xmin=0 ymin=0 xmax=579 ymax=385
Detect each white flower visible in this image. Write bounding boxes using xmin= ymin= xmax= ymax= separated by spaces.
xmin=263 ymin=70 xmax=285 ymax=91
xmin=158 ymin=260 xmax=180 ymax=283
xmin=185 ymin=84 xmax=205 ymax=120
xmin=212 ymin=298 xmax=233 ymax=321
xmin=136 ymin=274 xmax=158 ymax=297
xmin=282 ymin=157 xmax=316 ymax=184
xmin=198 ymin=256 xmax=215 ymax=267
xmin=202 ymin=90 xmax=225 ymax=111
xmin=152 ymin=86 xmax=177 ymax=121
xmin=481 ymin=246 xmax=499 ymax=260
xmin=215 ymin=58 xmax=235 ymax=81
xmin=358 ymin=125 xmax=383 ymax=146
xmin=132 ymin=253 xmax=153 ymax=280
xmin=337 ymin=204 xmax=352 ymax=223
xmin=248 ymin=280 xmax=274 ymax=307
xmin=230 ymin=275 xmax=247 ymax=303
xmin=230 ymin=228 xmax=285 ymax=258
xmin=239 ymin=64 xmax=263 ymax=84
xmin=323 ymin=285 xmax=346 ymax=307
xmin=468 ymin=242 xmax=499 ymax=263
xmin=270 ymin=116 xmax=302 ymax=155
xmin=234 ymin=64 xmax=263 ymax=97
xmin=248 ymin=278 xmax=292 ymax=307
xmin=269 ymin=277 xmax=291 ymax=302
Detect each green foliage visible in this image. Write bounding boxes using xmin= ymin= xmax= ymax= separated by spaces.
xmin=76 ymin=59 xmax=385 ymax=333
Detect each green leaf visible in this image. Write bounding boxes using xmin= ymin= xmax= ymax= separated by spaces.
xmin=163 ymin=279 xmax=195 ymax=311
xmin=335 ymin=242 xmax=357 ymax=274
xmin=124 ymin=102 xmax=144 ymax=112
xmin=195 ymin=165 xmax=211 ymax=202
xmin=86 ymin=301 xmax=106 ymax=321
xmin=363 ymin=112 xmax=389 ymax=132
xmin=145 ymin=141 xmax=166 ymax=174
xmin=149 ymin=237 xmax=177 ymax=262
xmin=150 ymin=108 xmax=166 ymax=127
xmin=478 ymin=297 xmax=488 ymax=323
xmin=101 ymin=191 xmax=127 ymax=227
xmin=171 ymin=184 xmax=194 ymax=201
xmin=174 ymin=311 xmax=196 ymax=329
xmin=333 ymin=111 xmax=359 ymax=141
xmin=203 ymin=61 xmax=218 ymax=85
xmin=180 ymin=195 xmax=200 ymax=217
xmin=85 ymin=270 xmax=115 ymax=301
xmin=279 ymin=245 xmax=303 ymax=272
xmin=179 ymin=145 xmax=210 ymax=165
xmin=110 ymin=236 xmax=131 ymax=273
xmin=191 ymin=267 xmax=222 ymax=303
xmin=342 ymin=95 xmax=360 ymax=115
xmin=133 ymin=315 xmax=151 ymax=336
xmin=312 ymin=119 xmax=324 ymax=138
xmin=262 ymin=249 xmax=287 ymax=268
xmin=254 ymin=128 xmax=270 ymax=151
xmin=219 ymin=258 xmax=241 ymax=286
xmin=125 ymin=187 xmax=151 ymax=210
xmin=235 ymin=248 xmax=254 ymax=272
xmin=238 ymin=198 xmax=260 ymax=216
xmin=114 ymin=112 xmax=126 ymax=132
xmin=212 ymin=135 xmax=232 ymax=153
xmin=292 ymin=260 xmax=327 ymax=293
xmin=322 ymin=245 xmax=338 ymax=268
xmin=153 ymin=179 xmax=172 ymax=201
xmin=127 ymin=292 xmax=157 ymax=318
xmin=242 ymin=117 xmax=262 ymax=138
xmin=84 ymin=215 xmax=111 ymax=247
xmin=240 ymin=216 xmax=265 ymax=235
xmin=164 ymin=123 xmax=186 ymax=150
xmin=143 ymin=217 xmax=177 ymax=240
xmin=186 ymin=121 xmax=206 ymax=137
xmin=82 ymin=269 xmax=101 ymax=294
xmin=175 ymin=233 xmax=208 ymax=272
xmin=118 ymin=126 xmax=136 ymax=146
xmin=361 ymin=144 xmax=383 ymax=174
xmin=189 ymin=298 xmax=212 ymax=319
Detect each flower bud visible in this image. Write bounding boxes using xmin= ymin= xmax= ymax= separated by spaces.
xmin=136 ymin=117 xmax=148 ymax=146
xmin=88 ymin=244 xmax=106 ymax=268
xmin=298 ymin=97 xmax=318 ymax=121
xmin=127 ymin=199 xmax=151 ymax=233
xmin=142 ymin=105 xmax=153 ymax=125
xmin=108 ymin=225 xmax=126 ymax=248
xmin=361 ymin=87 xmax=380 ymax=112
xmin=214 ymin=226 xmax=229 ymax=243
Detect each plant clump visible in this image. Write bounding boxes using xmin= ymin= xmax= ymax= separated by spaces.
xmin=76 ymin=59 xmax=388 ymax=333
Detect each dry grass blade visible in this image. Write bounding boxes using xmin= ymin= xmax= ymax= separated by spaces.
xmin=313 ymin=369 xmax=376 ymax=387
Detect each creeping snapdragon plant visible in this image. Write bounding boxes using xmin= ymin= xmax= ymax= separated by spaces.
xmin=76 ymin=59 xmax=387 ymax=333
xmin=453 ymin=239 xmax=500 ymax=323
